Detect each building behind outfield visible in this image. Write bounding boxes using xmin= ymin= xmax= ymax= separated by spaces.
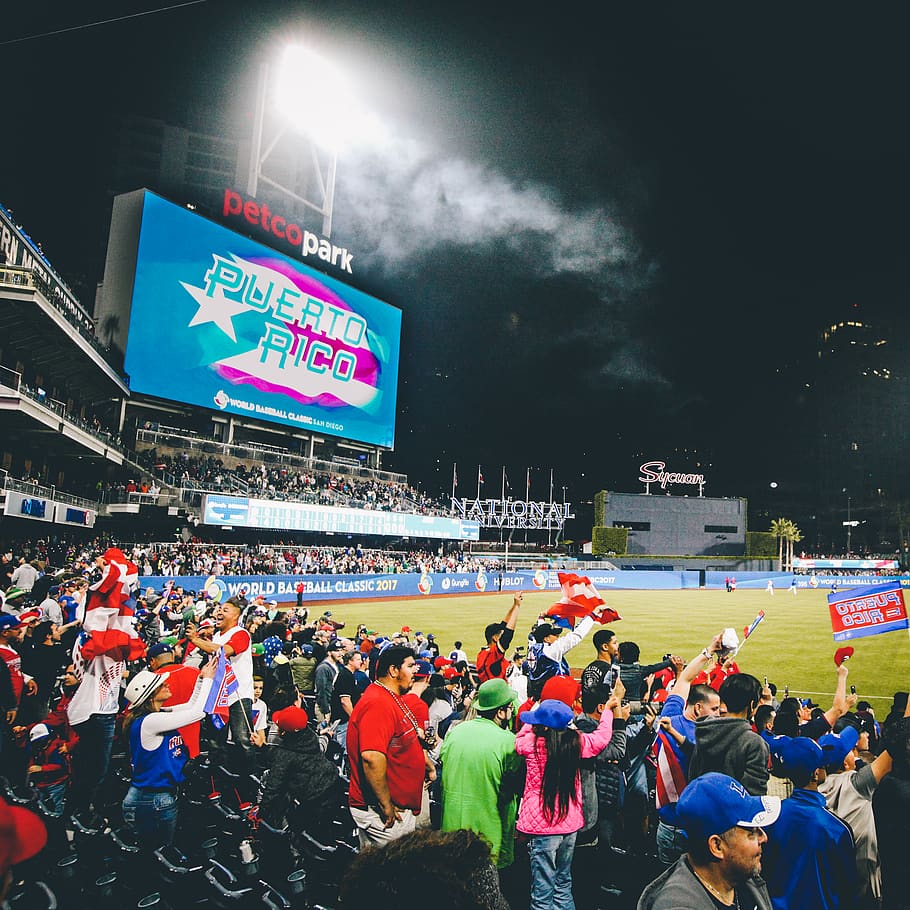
xmin=601 ymin=491 xmax=747 ymax=557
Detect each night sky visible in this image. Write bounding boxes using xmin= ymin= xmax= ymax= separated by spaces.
xmin=4 ymin=2 xmax=910 ymax=514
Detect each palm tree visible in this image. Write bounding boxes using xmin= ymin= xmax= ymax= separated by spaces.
xmin=783 ymin=520 xmax=804 ymax=572
xmin=770 ymin=518 xmax=788 ymax=571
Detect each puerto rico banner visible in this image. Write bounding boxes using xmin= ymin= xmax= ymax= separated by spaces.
xmin=828 ymin=580 xmax=909 ymax=641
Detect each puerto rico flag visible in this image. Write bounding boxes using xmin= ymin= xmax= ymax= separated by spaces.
xmin=203 ymin=648 xmax=239 ymax=729
xmin=655 ymin=728 xmax=688 ymax=815
xmin=547 ymin=572 xmax=622 ymax=625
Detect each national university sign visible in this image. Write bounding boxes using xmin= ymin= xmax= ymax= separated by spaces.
xmin=450 ymin=498 xmax=573 ymax=530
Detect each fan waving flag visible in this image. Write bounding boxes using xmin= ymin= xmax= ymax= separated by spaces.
xmin=547 ymin=572 xmax=622 ymax=625
xmin=203 ymin=648 xmax=239 ymax=729
xmin=68 ymin=548 xmax=146 ymax=727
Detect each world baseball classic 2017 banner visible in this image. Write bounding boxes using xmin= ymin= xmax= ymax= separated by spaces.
xmin=828 ymin=580 xmax=909 ymax=641
xmin=138 ymin=569 xmax=553 ymax=604
xmin=123 ymin=192 xmax=401 ymax=448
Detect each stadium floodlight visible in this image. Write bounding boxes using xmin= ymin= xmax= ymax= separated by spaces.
xmin=247 ymin=44 xmax=386 ymax=237
xmin=274 ymin=45 xmax=386 ymax=150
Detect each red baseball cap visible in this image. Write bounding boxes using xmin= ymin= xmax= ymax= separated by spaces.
xmin=434 ymin=657 xmax=454 ymax=669
xmin=272 ymin=706 xmax=309 ymax=732
xmin=0 ymin=797 xmax=46 ymax=870
xmin=442 ymin=667 xmax=460 ymax=680
xmin=541 ymin=675 xmax=581 ymax=708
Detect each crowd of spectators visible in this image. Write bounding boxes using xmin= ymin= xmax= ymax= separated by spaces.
xmin=0 ymin=547 xmax=908 ymax=910
xmin=0 ymin=536 xmax=502 ymax=580
xmin=128 ymin=543 xmax=500 ymax=577
xmin=141 ymin=450 xmax=448 ymax=515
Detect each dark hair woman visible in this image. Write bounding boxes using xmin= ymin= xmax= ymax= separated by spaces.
xmin=515 ymin=698 xmax=614 ymax=910
xmin=121 ymin=658 xmax=215 ymax=847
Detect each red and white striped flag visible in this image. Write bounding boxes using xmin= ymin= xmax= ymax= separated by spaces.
xmin=546 ymin=572 xmax=622 ymax=625
xmin=655 ymin=729 xmax=688 ymax=809
xmin=68 ymin=548 xmax=146 ymax=726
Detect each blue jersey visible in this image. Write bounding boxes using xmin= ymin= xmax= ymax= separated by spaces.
xmin=655 ymin=694 xmax=696 ymax=823
xmin=130 ymin=715 xmax=189 ymax=789
xmin=525 ymin=642 xmax=569 ymax=700
xmin=762 ymin=787 xmax=858 ymax=910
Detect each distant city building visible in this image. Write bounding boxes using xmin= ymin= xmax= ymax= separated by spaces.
xmin=811 ymin=310 xmax=909 ymax=550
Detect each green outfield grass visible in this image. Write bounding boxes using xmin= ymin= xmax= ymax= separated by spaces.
xmin=325 ymin=588 xmax=910 ymax=707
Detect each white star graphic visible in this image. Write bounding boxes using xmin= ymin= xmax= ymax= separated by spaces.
xmin=182 ymin=281 xmax=249 ymax=342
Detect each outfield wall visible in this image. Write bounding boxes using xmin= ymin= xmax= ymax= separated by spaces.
xmin=136 ymin=570 xmax=910 ymax=604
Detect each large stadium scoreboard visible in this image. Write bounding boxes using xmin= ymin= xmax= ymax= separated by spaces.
xmin=108 ymin=191 xmax=401 ymax=450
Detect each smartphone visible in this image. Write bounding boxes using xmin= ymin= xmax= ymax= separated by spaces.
xmin=764 ymin=676 xmax=769 ymax=687
xmin=784 ymin=685 xmax=790 ymax=698
xmin=850 ymin=685 xmax=856 ymax=695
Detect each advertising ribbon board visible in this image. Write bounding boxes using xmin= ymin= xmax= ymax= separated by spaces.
xmin=828 ymin=580 xmax=909 ymax=641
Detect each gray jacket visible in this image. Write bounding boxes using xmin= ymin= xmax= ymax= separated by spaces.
xmin=637 ymin=856 xmax=772 ymax=910
xmin=688 ymin=715 xmax=769 ymax=796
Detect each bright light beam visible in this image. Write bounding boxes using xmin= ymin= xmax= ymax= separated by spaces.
xmin=274 ymin=45 xmax=388 ymax=151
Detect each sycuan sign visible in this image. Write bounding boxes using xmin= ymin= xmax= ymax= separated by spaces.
xmin=638 ymin=461 xmax=706 ymax=493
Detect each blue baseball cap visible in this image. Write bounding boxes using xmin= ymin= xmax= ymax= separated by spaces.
xmin=0 ymin=614 xmax=22 ymax=631
xmin=147 ymin=642 xmax=175 ymax=660
xmin=413 ymin=659 xmax=434 ymax=678
xmin=519 ymin=699 xmax=574 ymax=730
xmin=773 ymin=736 xmax=825 ymax=779
xmin=676 ymin=773 xmax=781 ymax=839
xmin=818 ymin=726 xmax=860 ymax=768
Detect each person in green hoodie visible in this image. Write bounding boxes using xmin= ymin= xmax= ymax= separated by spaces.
xmin=439 ymin=678 xmax=524 ymax=869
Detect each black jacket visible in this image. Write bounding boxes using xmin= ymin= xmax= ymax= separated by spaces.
xmin=577 ymin=714 xmax=628 ymax=810
xmin=259 ymin=728 xmax=343 ymax=827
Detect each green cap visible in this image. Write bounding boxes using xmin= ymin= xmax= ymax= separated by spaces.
xmin=476 ymin=678 xmax=519 ymax=712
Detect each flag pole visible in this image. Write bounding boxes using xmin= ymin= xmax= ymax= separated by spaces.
xmin=548 ymin=468 xmax=554 ymax=547
xmin=477 ymin=465 xmax=482 ymax=500
xmin=451 ymin=462 xmax=457 ymax=509
xmin=500 ymin=466 xmax=506 ymax=546
xmin=525 ymin=467 xmax=531 ymax=546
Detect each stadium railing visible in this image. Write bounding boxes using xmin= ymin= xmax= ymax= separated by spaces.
xmin=135 ymin=426 xmax=408 ymax=484
xmin=1 ymin=472 xmax=100 ymax=512
xmin=0 ymin=265 xmax=117 ymax=366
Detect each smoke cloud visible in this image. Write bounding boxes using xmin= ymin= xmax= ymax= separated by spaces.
xmin=334 ymin=137 xmax=663 ymax=386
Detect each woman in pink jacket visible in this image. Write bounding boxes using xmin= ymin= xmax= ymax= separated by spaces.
xmin=516 ymin=698 xmax=614 ymax=910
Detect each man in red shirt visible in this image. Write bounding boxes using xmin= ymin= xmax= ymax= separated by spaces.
xmin=0 ymin=615 xmax=36 ymax=720
xmin=475 ymin=592 xmax=523 ymax=683
xmin=0 ymin=614 xmax=37 ymax=784
xmin=148 ymin=642 xmax=202 ymax=757
xmin=347 ymin=646 xmax=434 ymax=847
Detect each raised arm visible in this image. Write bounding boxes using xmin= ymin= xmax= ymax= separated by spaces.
xmin=823 ymin=664 xmax=852 ymax=728
xmin=672 ymin=632 xmax=723 ymax=703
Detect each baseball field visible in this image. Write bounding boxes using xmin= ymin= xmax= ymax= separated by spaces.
xmin=325 ymin=587 xmax=909 ymax=709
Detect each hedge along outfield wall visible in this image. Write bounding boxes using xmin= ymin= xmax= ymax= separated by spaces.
xmin=137 ymin=571 xmax=910 ymax=603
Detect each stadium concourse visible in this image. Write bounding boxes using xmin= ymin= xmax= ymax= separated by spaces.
xmin=0 ymin=547 xmax=906 ymax=910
